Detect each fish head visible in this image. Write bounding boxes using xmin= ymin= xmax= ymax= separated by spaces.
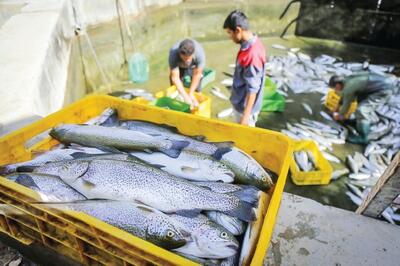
xmin=208 ymin=163 xmax=235 ymax=183
xmin=193 ymin=223 xmax=239 ymax=259
xmin=35 ymin=160 xmax=89 ymax=182
xmin=147 ymin=218 xmax=191 ymax=250
xmin=49 ymin=124 xmax=75 ymax=141
xmin=207 ymin=211 xmax=244 ymax=236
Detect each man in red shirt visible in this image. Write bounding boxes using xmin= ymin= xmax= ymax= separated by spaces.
xmin=223 ymin=10 xmax=266 ymax=127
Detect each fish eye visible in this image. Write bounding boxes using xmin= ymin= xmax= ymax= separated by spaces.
xmin=167 ymin=230 xmax=175 ymax=238
xmin=221 ymin=232 xmax=228 ymax=238
xmin=262 ymin=177 xmax=267 ymax=182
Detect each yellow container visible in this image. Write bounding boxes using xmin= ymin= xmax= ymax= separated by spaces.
xmin=325 ymin=89 xmax=357 ymax=119
xmin=289 ymin=140 xmax=333 ymax=185
xmin=155 ymin=86 xmax=211 ymax=118
xmin=0 ymin=95 xmax=292 ymax=265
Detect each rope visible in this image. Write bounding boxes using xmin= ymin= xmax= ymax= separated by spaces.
xmin=115 ymin=0 xmax=128 ymax=64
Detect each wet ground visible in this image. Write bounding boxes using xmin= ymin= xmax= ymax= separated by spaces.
xmin=66 ymin=0 xmax=400 ymax=211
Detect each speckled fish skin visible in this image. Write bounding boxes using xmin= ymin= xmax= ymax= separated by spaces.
xmin=6 ymin=172 xmax=86 ymax=202
xmin=0 ymin=148 xmax=104 ymax=175
xmin=122 ymin=121 xmax=274 ymax=190
xmin=49 ymin=124 xmax=188 ymax=158
xmin=174 ymin=252 xmax=221 ymax=266
xmin=32 ymin=159 xmax=255 ymax=221
xmin=171 ymin=214 xmax=239 ymax=259
xmin=205 ymin=211 xmax=245 ymax=236
xmin=130 ymin=150 xmax=235 ymax=183
xmin=48 ymin=200 xmax=189 ymax=249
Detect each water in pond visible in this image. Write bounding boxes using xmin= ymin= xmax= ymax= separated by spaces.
xmin=66 ymin=0 xmax=400 ymax=211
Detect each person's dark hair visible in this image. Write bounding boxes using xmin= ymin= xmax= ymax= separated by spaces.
xmin=178 ymin=39 xmax=195 ymax=56
xmin=223 ymin=10 xmax=249 ymax=31
xmin=328 ymin=75 xmax=344 ymax=88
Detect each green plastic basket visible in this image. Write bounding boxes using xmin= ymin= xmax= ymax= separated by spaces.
xmin=262 ymin=78 xmax=286 ymax=112
xmin=182 ymin=68 xmax=216 ymax=89
xmin=152 ymin=97 xmax=191 ymax=113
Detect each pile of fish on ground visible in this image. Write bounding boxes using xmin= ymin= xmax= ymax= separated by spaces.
xmin=0 ymin=108 xmax=275 ymax=266
xmin=268 ymin=44 xmax=400 ymax=223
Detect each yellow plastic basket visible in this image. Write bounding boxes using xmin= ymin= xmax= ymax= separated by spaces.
xmin=0 ymin=95 xmax=292 ymax=265
xmin=289 ymin=140 xmax=333 ymax=185
xmin=325 ymin=89 xmax=357 ymax=119
xmin=155 ymin=86 xmax=211 ymax=118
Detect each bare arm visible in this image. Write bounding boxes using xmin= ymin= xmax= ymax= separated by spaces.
xmin=241 ymin=92 xmax=257 ymax=125
xmin=170 ymin=68 xmax=192 ymax=105
xmin=189 ymin=67 xmax=203 ymax=94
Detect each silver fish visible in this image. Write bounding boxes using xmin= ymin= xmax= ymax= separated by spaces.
xmin=320 ymin=111 xmax=333 ymax=121
xmin=121 ymin=121 xmax=274 ymax=190
xmin=211 ymin=88 xmax=229 ymax=101
xmin=206 ymin=211 xmax=245 ymax=236
xmin=50 ymin=124 xmax=189 ymax=158
xmin=130 ymin=151 xmax=235 ymax=183
xmin=331 ymin=168 xmax=349 ymax=180
xmin=322 ymin=151 xmax=341 ymax=164
xmin=217 ymin=108 xmax=233 ymax=118
xmin=172 ymin=214 xmax=239 ymax=259
xmin=32 ymin=159 xmax=256 ymax=221
xmin=6 ymin=172 xmax=86 ymax=202
xmin=301 ymin=103 xmax=313 ymax=115
xmin=0 ymin=148 xmax=105 ymax=175
xmin=46 ymin=200 xmax=190 ymax=249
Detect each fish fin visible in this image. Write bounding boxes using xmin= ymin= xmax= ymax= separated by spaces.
xmin=143 ymin=148 xmax=153 ymax=154
xmin=209 ymin=141 xmax=235 ymax=148
xmin=95 ymin=145 xmax=124 ymax=154
xmin=159 ymin=140 xmax=189 ymax=158
xmin=211 ymin=147 xmax=232 ymax=160
xmin=191 ymin=135 xmax=206 ymax=141
xmin=181 ymin=166 xmax=200 ymax=173
xmin=137 ymin=205 xmax=155 ymax=213
xmin=147 ymin=133 xmax=162 ymax=137
xmin=82 ymin=180 xmax=96 ymax=189
xmin=229 ymin=186 xmax=260 ymax=206
xmin=148 ymin=163 xmax=165 ymax=169
xmin=70 ymin=152 xmax=94 ymax=159
xmin=0 ymin=166 xmax=14 ymax=175
xmin=14 ymin=174 xmax=40 ymax=190
xmin=16 ymin=165 xmax=38 ymax=172
xmin=223 ymin=202 xmax=256 ymax=222
xmin=176 ymin=210 xmax=201 ymax=218
xmin=99 ymin=110 xmax=119 ymax=127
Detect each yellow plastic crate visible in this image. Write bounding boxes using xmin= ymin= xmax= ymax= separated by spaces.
xmin=325 ymin=89 xmax=357 ymax=119
xmin=155 ymin=86 xmax=211 ymax=118
xmin=289 ymin=140 xmax=333 ymax=185
xmin=0 ymin=95 xmax=292 ymax=265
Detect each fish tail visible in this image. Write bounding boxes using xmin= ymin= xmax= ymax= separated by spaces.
xmin=0 ymin=165 xmax=15 ymax=175
xmin=223 ymin=201 xmax=256 ymax=222
xmin=229 ymin=186 xmax=260 ymax=206
xmin=159 ymin=140 xmax=190 ymax=158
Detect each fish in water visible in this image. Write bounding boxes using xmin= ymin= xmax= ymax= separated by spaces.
xmin=172 ymin=214 xmax=239 ymax=259
xmin=320 ymin=111 xmax=333 ymax=121
xmin=217 ymin=108 xmax=234 ymax=118
xmin=44 ymin=200 xmax=190 ymax=250
xmin=6 ymin=172 xmax=86 ymax=202
xmin=221 ymin=79 xmax=233 ymax=87
xmin=271 ymin=44 xmax=288 ymax=50
xmin=206 ymin=211 xmax=245 ymax=236
xmin=322 ymin=151 xmax=341 ymax=164
xmin=211 ymin=87 xmax=229 ymax=101
xmin=120 ymin=121 xmax=274 ymax=191
xmin=301 ymin=103 xmax=313 ymax=115
xmin=31 ymin=159 xmax=256 ymax=222
xmin=130 ymin=150 xmax=235 ymax=183
xmin=49 ymin=124 xmax=189 ymax=158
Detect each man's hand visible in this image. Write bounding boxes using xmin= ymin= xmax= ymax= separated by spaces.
xmin=333 ymin=112 xmax=343 ymax=121
xmin=189 ymin=92 xmax=199 ymax=107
